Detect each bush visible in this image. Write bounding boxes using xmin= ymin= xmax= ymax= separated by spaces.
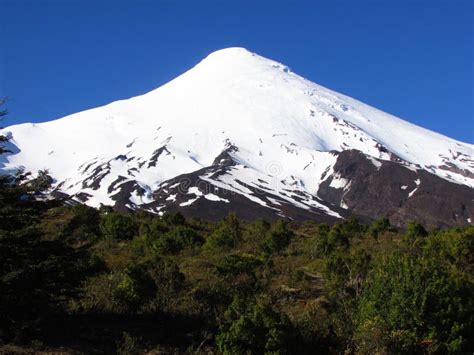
xmin=313 ymin=223 xmax=350 ymax=258
xmin=216 ymin=297 xmax=293 ymax=354
xmin=368 ymin=217 xmax=391 ymax=239
xmin=245 ymin=218 xmax=270 ymax=242
xmin=205 ymin=213 xmax=242 ymax=250
xmin=355 ymin=252 xmax=474 ymax=353
xmin=161 ymin=212 xmax=186 ymax=226
xmin=130 ymin=234 xmax=154 ymax=258
xmin=147 ymin=259 xmax=185 ymax=311
xmin=218 ymin=253 xmax=262 ymax=290
xmin=79 ymin=265 xmax=156 ymax=314
xmin=100 ymin=212 xmax=138 ymax=240
xmin=151 ymin=226 xmax=203 ymax=255
xmin=61 ymin=205 xmax=101 ymax=242
xmin=262 ymin=219 xmax=293 ymax=254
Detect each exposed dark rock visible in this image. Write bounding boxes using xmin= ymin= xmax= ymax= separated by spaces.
xmin=148 ymin=146 xmax=171 ymax=168
xmin=81 ymin=163 xmax=110 ymax=190
xmin=438 ymin=162 xmax=474 ymax=179
xmin=141 ymin=164 xmax=347 ymax=223
xmin=212 ymin=145 xmax=239 ymax=167
xmin=110 ymin=180 xmax=148 ymax=212
xmin=75 ymin=192 xmax=92 ymax=202
xmin=107 ymin=176 xmax=128 ymax=194
xmin=317 ymin=150 xmax=474 ymax=228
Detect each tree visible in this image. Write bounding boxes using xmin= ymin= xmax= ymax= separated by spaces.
xmin=161 ymin=211 xmax=186 ymax=226
xmin=368 ymin=217 xmax=391 ymax=240
xmin=262 ymin=219 xmax=293 ymax=254
xmin=216 ymin=297 xmax=293 ymax=354
xmin=100 ymin=212 xmax=138 ymax=240
xmin=27 ymin=169 xmax=53 ymax=192
xmin=79 ymin=264 xmax=156 ymax=314
xmin=151 ymin=226 xmax=203 ymax=254
xmin=216 ymin=253 xmax=263 ymax=295
xmin=205 ymin=213 xmax=242 ymax=250
xmin=355 ymin=251 xmax=474 ymax=353
xmin=0 ymin=97 xmax=10 ymax=155
xmin=61 ymin=204 xmax=101 ymax=243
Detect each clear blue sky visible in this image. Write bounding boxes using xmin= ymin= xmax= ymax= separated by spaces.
xmin=1 ymin=0 xmax=473 ymax=142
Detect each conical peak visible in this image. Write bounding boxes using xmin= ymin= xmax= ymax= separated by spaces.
xmin=192 ymin=47 xmax=290 ymax=79
xmin=203 ymin=47 xmax=254 ymax=61
xmin=195 ymin=47 xmax=260 ymax=70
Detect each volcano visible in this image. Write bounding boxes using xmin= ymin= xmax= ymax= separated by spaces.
xmin=1 ymin=48 xmax=473 ymax=227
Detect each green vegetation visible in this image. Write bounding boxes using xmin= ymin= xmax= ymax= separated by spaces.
xmin=1 ymin=187 xmax=472 ymax=353
xmin=0 ymin=104 xmax=473 ymax=353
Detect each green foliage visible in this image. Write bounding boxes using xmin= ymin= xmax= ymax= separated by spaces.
xmin=130 ymin=234 xmax=154 ymax=258
xmin=217 ymin=253 xmax=263 ymax=278
xmin=0 ymin=149 xmax=473 ymax=355
xmin=100 ymin=212 xmax=138 ymax=240
xmin=161 ymin=211 xmax=186 ymax=226
xmin=368 ymin=216 xmax=391 ymax=239
xmin=293 ymin=303 xmax=337 ymax=353
xmin=262 ymin=219 xmax=293 ymax=254
xmin=244 ymin=218 xmax=271 ymax=251
xmin=27 ymin=170 xmax=53 ymax=192
xmin=151 ymin=226 xmax=203 ymax=255
xmin=355 ymin=251 xmax=474 ymax=353
xmin=205 ymin=213 xmax=242 ymax=250
xmin=312 ymin=221 xmax=352 ymax=258
xmin=116 ymin=332 xmax=141 ymax=355
xmin=61 ymin=204 xmax=101 ymax=242
xmin=79 ymin=264 xmax=156 ymax=314
xmin=216 ymin=253 xmax=264 ymax=296
xmin=147 ymin=258 xmax=186 ymax=311
xmin=424 ymin=226 xmax=474 ymax=274
xmin=216 ymin=297 xmax=293 ymax=354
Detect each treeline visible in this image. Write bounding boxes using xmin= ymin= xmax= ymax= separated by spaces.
xmin=0 ymin=174 xmax=473 ymax=354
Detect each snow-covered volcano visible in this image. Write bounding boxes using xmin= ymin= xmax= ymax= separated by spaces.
xmin=1 ymin=47 xmax=473 ymax=227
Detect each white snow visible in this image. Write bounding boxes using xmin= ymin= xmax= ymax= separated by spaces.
xmin=203 ymin=193 xmax=230 ymax=203
xmin=408 ymin=178 xmax=421 ymax=198
xmin=166 ymin=194 xmax=177 ymax=202
xmin=367 ymin=156 xmax=382 ymax=170
xmin=1 ymin=47 xmax=473 ymax=215
xmin=179 ymin=197 xmax=200 ymax=207
xmin=329 ymin=174 xmax=351 ymax=190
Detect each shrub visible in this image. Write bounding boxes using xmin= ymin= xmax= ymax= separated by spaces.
xmin=368 ymin=217 xmax=391 ymax=240
xmin=216 ymin=253 xmax=264 ymax=296
xmin=100 ymin=212 xmax=138 ymax=240
xmin=216 ymin=297 xmax=293 ymax=354
xmin=152 ymin=226 xmax=203 ymax=255
xmin=80 ymin=265 xmax=156 ymax=314
xmin=245 ymin=218 xmax=271 ymax=242
xmin=205 ymin=213 xmax=242 ymax=250
xmin=161 ymin=212 xmax=186 ymax=226
xmin=355 ymin=252 xmax=474 ymax=353
xmin=61 ymin=205 xmax=101 ymax=242
xmin=262 ymin=219 xmax=293 ymax=254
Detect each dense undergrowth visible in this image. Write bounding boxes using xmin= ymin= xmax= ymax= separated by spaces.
xmin=0 ymin=173 xmax=473 ymax=353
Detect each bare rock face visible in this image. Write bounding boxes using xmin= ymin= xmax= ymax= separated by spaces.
xmin=317 ymin=150 xmax=474 ymax=228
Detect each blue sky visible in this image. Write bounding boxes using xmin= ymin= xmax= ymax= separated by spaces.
xmin=1 ymin=0 xmax=473 ymax=143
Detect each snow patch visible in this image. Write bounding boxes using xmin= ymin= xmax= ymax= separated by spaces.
xmin=203 ymin=193 xmax=229 ymax=203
